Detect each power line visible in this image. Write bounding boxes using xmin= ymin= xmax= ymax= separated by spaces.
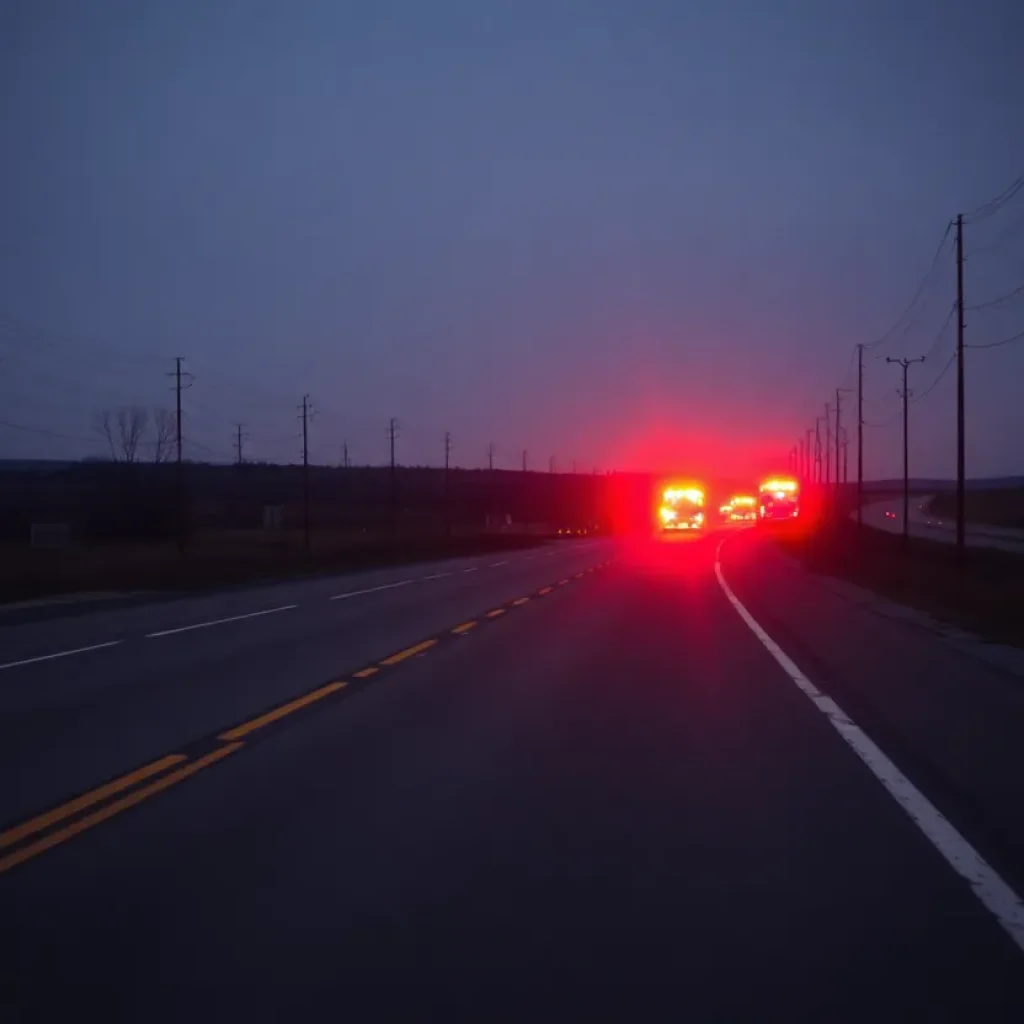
xmin=864 ymin=409 xmax=901 ymax=429
xmin=966 ymin=328 xmax=1024 ymax=350
xmin=911 ymin=352 xmax=956 ymax=403
xmin=865 ymin=222 xmax=953 ymax=351
xmin=971 ymin=209 xmax=1024 ymax=256
xmin=0 ymin=419 xmax=104 ymax=444
xmin=964 ymin=174 xmax=1024 ymax=224
xmin=183 ymin=437 xmax=234 ymax=460
xmin=922 ymin=301 xmax=957 ymax=361
xmin=966 ymin=279 xmax=1024 ymax=312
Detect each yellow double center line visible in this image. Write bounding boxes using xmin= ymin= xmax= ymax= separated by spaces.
xmin=0 ymin=559 xmax=606 ymax=875
xmin=0 ymin=746 xmax=241 ymax=875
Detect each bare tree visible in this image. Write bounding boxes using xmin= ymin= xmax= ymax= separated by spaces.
xmin=152 ymin=407 xmax=176 ymax=463
xmin=117 ymin=406 xmax=148 ymax=463
xmin=93 ymin=410 xmax=117 ymax=461
xmin=93 ymin=406 xmax=149 ymax=462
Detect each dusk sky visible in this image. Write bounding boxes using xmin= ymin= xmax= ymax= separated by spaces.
xmin=1 ymin=0 xmax=1022 ymax=480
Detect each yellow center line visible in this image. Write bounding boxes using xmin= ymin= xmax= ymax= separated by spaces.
xmin=485 ymin=608 xmax=506 ymax=618
xmin=380 ymin=639 xmax=437 ymax=666
xmin=538 ymin=586 xmax=553 ymax=595
xmin=353 ymin=667 xmax=379 ymax=679
xmin=512 ymin=597 xmax=530 ymax=606
xmin=452 ymin=621 xmax=477 ymax=634
xmin=219 ymin=681 xmax=347 ymax=741
xmin=0 ymin=744 xmax=243 ymax=876
xmin=0 ymin=753 xmax=187 ymax=852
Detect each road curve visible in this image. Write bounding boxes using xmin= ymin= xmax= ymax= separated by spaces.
xmin=860 ymin=496 xmax=1024 ymax=554
xmin=2 ymin=531 xmax=1023 ymax=1018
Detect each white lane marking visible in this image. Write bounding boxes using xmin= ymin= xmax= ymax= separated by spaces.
xmin=145 ymin=604 xmax=298 ymax=638
xmin=462 ymin=567 xmax=478 ymax=574
xmin=330 ymin=580 xmax=413 ymax=601
xmin=713 ymin=540 xmax=1024 ymax=954
xmin=0 ymin=640 xmax=123 ymax=672
xmin=488 ymin=560 xmax=510 ymax=568
xmin=421 ymin=572 xmax=453 ymax=581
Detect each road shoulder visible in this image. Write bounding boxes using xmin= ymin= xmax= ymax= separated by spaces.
xmin=718 ymin=529 xmax=1024 ymax=902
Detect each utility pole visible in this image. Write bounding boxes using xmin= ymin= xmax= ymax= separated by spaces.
xmin=835 ymin=388 xmax=850 ymax=503
xmin=300 ymin=395 xmax=311 ymax=550
xmin=389 ymin=417 xmax=398 ymax=532
xmin=841 ymin=427 xmax=849 ymax=485
xmin=444 ymin=430 xmax=452 ymax=537
xmin=857 ymin=344 xmax=864 ymax=528
xmin=887 ymin=356 xmax=925 ymax=541
xmin=955 ymin=213 xmax=966 ymax=561
xmin=488 ymin=442 xmax=495 ymax=472
xmin=549 ymin=456 xmax=555 ymax=474
xmin=824 ymin=403 xmax=833 ymax=487
xmin=798 ymin=438 xmax=806 ymax=482
xmin=805 ymin=427 xmax=814 ymax=484
xmin=233 ymin=423 xmax=247 ymax=466
xmin=814 ymin=419 xmax=823 ymax=483
xmin=522 ymin=449 xmax=528 ymax=472
xmin=342 ymin=440 xmax=350 ymax=469
xmin=167 ymin=357 xmax=192 ymax=552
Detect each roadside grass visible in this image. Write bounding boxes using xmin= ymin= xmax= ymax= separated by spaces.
xmin=775 ymin=516 xmax=1024 ymax=649
xmin=0 ymin=529 xmax=565 ymax=603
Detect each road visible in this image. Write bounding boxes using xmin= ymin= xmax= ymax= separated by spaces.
xmin=860 ymin=496 xmax=1024 ymax=554
xmin=2 ymin=531 xmax=1024 ymax=1018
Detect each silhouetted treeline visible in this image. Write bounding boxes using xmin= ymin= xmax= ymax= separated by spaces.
xmin=0 ymin=459 xmax=657 ymax=544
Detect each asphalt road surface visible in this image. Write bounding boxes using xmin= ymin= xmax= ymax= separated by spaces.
xmin=860 ymin=496 xmax=1024 ymax=554
xmin=2 ymin=532 xmax=1024 ymax=1019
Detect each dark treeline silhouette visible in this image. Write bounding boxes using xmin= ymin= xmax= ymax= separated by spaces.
xmin=0 ymin=459 xmax=657 ymax=545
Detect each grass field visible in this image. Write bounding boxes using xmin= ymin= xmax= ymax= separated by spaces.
xmin=776 ymin=516 xmax=1024 ymax=649
xmin=0 ymin=528 xmax=560 ymax=603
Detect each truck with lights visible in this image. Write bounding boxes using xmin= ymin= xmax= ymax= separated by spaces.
xmin=758 ymin=478 xmax=800 ymax=522
xmin=659 ymin=486 xmax=706 ymax=532
xmin=720 ymin=494 xmax=758 ymax=523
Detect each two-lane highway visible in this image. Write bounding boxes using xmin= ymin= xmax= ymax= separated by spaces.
xmin=860 ymin=497 xmax=1024 ymax=553
xmin=2 ymin=531 xmax=1024 ymax=1018
xmin=0 ymin=540 xmax=610 ymax=825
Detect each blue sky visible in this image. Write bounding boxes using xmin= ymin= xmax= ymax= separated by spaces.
xmin=1 ymin=0 xmax=1022 ymax=479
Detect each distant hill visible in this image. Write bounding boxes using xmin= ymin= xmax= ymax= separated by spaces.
xmin=865 ymin=477 xmax=1024 ymax=491
xmin=0 ymin=459 xmax=80 ymax=473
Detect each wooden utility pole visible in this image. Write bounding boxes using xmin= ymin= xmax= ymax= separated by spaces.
xmin=857 ymin=344 xmax=864 ymax=527
xmin=166 ymin=356 xmax=192 ymax=552
xmin=389 ymin=417 xmax=398 ymax=532
xmin=301 ymin=395 xmax=311 ymax=549
xmin=886 ymin=357 xmax=925 ymax=541
xmin=444 ymin=430 xmax=452 ymax=536
xmin=234 ymin=423 xmax=246 ymax=465
xmin=955 ymin=213 xmax=966 ymax=560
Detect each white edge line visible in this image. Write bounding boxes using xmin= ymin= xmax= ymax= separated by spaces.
xmin=488 ymin=560 xmax=510 ymax=568
xmin=330 ymin=580 xmax=413 ymax=601
xmin=713 ymin=538 xmax=1024 ymax=954
xmin=145 ymin=604 xmax=298 ymax=638
xmin=462 ymin=567 xmax=478 ymax=573
xmin=0 ymin=640 xmax=123 ymax=672
xmin=421 ymin=572 xmax=453 ymax=581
